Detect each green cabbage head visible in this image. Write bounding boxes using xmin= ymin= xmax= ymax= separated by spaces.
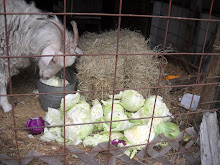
xmin=64 ymin=106 xmax=94 ymax=145
xmin=121 ymin=90 xmax=145 ymax=112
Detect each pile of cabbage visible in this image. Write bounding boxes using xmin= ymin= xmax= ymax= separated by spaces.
xmin=40 ymin=76 xmax=70 ymax=87
xmin=40 ymin=90 xmax=181 ymax=159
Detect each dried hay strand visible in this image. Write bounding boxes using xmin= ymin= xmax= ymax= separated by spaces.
xmin=76 ymin=29 xmax=169 ymax=101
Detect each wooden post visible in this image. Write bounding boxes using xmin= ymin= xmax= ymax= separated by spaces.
xmin=199 ymin=25 xmax=220 ymax=110
xmin=194 ymin=25 xmax=220 ymax=129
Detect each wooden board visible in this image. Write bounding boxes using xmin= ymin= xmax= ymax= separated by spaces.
xmin=200 ymin=112 xmax=220 ymax=165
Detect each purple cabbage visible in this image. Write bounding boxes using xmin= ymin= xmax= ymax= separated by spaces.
xmin=118 ymin=140 xmax=126 ymax=146
xmin=111 ymin=139 xmax=126 ymax=146
xmin=111 ymin=139 xmax=119 ymax=146
xmin=26 ymin=117 xmax=45 ymax=135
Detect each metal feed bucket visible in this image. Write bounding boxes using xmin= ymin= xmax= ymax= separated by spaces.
xmin=37 ymin=69 xmax=77 ymax=111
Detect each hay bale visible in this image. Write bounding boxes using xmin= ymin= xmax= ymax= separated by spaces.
xmin=76 ymin=29 xmax=168 ymax=101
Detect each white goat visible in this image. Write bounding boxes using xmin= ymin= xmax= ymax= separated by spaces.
xmin=0 ymin=0 xmax=82 ymax=112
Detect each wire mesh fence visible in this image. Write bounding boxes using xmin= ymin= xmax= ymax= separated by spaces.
xmin=0 ymin=0 xmax=219 ymax=164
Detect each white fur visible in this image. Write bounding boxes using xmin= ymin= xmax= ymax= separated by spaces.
xmin=0 ymin=0 xmax=82 ymax=112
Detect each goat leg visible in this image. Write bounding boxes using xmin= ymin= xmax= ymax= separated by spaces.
xmin=0 ymin=82 xmax=12 ymax=112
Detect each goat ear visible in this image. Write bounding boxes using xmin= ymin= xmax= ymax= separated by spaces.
xmin=41 ymin=46 xmax=55 ymax=65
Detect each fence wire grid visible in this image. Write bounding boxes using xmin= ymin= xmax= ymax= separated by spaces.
xmin=0 ymin=0 xmax=220 ymax=164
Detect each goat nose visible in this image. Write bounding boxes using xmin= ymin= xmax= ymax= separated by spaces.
xmin=40 ymin=72 xmax=50 ymax=79
xmin=40 ymin=72 xmax=43 ymax=78
xmin=42 ymin=75 xmax=50 ymax=80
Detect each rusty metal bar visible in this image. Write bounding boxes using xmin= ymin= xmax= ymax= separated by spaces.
xmin=1 ymin=81 xmax=219 ymax=99
xmin=1 ymin=107 xmax=219 ymax=133
xmin=0 ymin=52 xmax=220 ymax=59
xmin=2 ymin=0 xmax=21 ymax=164
xmin=0 ymin=12 xmax=220 ymax=23
xmin=206 ymin=75 xmax=220 ymax=79
xmin=62 ymin=0 xmax=67 ymax=164
xmin=145 ymin=0 xmax=173 ymax=158
xmin=200 ymin=100 xmax=220 ymax=105
xmin=107 ymin=0 xmax=123 ymax=164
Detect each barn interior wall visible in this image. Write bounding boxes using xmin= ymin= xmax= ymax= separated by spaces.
xmin=149 ymin=1 xmax=219 ymax=53
xmin=149 ymin=1 xmax=219 ymax=70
